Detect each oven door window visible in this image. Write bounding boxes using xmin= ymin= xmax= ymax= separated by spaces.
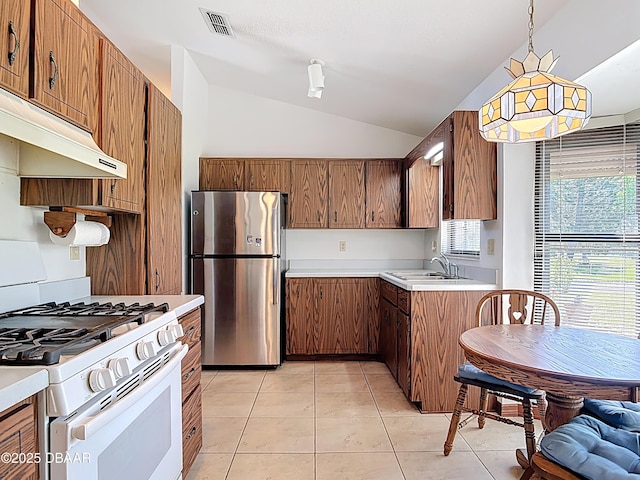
xmin=50 ymin=346 xmax=185 ymax=480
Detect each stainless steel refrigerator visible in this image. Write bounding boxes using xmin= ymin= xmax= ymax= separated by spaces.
xmin=189 ymin=191 xmax=284 ymax=366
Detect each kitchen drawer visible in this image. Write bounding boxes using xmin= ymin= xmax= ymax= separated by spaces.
xmin=181 ymin=341 xmax=201 ymax=403
xmin=182 ymin=384 xmax=202 ymax=478
xmin=381 ymin=280 xmax=398 ymax=305
xmin=397 ymin=289 xmax=410 ymax=314
xmin=0 ymin=398 xmax=38 ymax=480
xmin=178 ymin=308 xmax=201 ymax=349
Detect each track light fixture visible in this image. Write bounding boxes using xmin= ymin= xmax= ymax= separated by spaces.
xmin=308 ymin=59 xmax=325 ymax=99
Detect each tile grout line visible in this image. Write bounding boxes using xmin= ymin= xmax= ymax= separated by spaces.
xmin=362 ymin=364 xmax=408 ymax=480
xmin=224 ymin=371 xmax=267 ymax=479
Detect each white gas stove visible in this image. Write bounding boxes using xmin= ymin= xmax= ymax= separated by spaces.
xmin=0 ymin=247 xmax=196 ymax=480
xmin=0 ymin=300 xmax=183 ymax=416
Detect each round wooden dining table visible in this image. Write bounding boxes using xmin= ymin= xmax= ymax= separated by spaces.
xmin=459 ymin=324 xmax=640 ymax=431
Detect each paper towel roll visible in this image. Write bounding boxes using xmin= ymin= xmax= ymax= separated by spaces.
xmin=49 ymin=221 xmax=110 ymax=247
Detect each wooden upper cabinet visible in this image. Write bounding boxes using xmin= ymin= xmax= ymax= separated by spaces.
xmin=328 ymin=160 xmax=365 ymax=228
xmin=20 ymin=36 xmax=145 ymax=213
xmin=365 ymin=160 xmax=402 ymax=228
xmin=31 ymin=0 xmax=97 ymax=131
xmin=406 ymin=159 xmax=439 ymax=228
xmin=0 ymin=0 xmax=30 ymax=97
xmin=245 ymin=159 xmax=290 ymax=192
xmin=199 ymin=158 xmax=244 ymax=190
xmin=442 ymin=111 xmax=497 ymax=220
xmin=99 ymin=39 xmax=146 ymax=213
xmin=289 ymin=160 xmax=328 ymax=228
xmin=147 ymin=85 xmax=182 ymax=295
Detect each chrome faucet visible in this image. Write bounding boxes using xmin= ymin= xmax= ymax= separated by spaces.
xmin=430 ymin=253 xmax=457 ymax=276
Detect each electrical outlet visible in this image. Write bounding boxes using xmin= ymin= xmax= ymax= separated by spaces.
xmin=69 ymin=246 xmax=80 ymax=260
xmin=487 ymin=238 xmax=495 ymax=256
xmin=431 ymin=240 xmax=438 ymax=252
xmin=339 ymin=240 xmax=347 ymax=252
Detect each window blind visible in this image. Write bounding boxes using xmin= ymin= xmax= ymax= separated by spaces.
xmin=534 ymin=122 xmax=640 ymax=337
xmin=442 ymin=220 xmax=481 ymax=257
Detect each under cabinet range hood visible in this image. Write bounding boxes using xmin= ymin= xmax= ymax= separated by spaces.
xmin=0 ymin=88 xmax=126 ymax=179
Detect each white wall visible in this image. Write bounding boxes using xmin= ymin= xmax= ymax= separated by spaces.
xmin=170 ymin=46 xmax=209 ymax=292
xmin=286 ymin=229 xmax=426 ymax=261
xmin=0 ymin=135 xmax=85 ymax=282
xmin=204 ymin=84 xmax=421 ymax=158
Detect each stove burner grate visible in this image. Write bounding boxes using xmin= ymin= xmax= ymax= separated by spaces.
xmin=0 ymin=302 xmax=169 ymax=365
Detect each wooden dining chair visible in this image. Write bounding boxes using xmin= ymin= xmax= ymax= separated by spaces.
xmin=443 ymin=289 xmax=561 ymax=468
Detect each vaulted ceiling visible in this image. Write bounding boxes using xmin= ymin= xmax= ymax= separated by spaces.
xmin=79 ymin=0 xmax=639 ymax=137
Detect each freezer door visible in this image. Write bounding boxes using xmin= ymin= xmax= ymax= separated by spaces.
xmin=191 ymin=191 xmax=281 ymax=256
xmin=192 ymin=257 xmax=281 ymax=366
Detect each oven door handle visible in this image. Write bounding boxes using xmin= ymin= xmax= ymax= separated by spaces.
xmin=71 ymin=344 xmax=188 ymax=441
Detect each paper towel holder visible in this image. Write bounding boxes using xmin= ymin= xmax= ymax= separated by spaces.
xmin=44 ymin=207 xmax=112 ymax=237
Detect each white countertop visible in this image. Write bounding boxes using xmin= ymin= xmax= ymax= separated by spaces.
xmin=0 ymin=369 xmax=48 ymax=413
xmin=286 ymin=269 xmax=496 ymax=291
xmin=0 ymin=294 xmax=203 ymax=413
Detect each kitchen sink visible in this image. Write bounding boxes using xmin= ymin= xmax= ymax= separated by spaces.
xmin=385 ymin=271 xmax=462 ymax=281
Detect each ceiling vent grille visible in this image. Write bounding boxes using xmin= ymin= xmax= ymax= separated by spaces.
xmin=199 ymin=9 xmax=235 ymax=37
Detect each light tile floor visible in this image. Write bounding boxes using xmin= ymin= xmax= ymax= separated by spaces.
xmin=186 ymin=360 xmax=540 ymax=480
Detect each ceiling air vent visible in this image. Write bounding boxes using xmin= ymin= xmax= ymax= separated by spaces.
xmin=199 ymin=9 xmax=235 ymax=37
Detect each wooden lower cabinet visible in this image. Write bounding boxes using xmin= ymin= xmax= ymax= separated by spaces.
xmin=177 ymin=308 xmax=202 ymax=477
xmin=410 ymin=290 xmax=489 ymax=412
xmin=397 ymin=310 xmax=411 ymax=398
xmin=379 ymin=298 xmax=398 ymax=379
xmin=286 ymin=277 xmax=378 ymax=355
xmin=0 ymin=395 xmax=39 ymax=480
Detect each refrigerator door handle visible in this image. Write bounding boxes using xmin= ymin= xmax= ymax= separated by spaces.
xmin=273 ymin=257 xmax=279 ymax=305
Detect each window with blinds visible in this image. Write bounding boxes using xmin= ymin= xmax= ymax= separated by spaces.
xmin=442 ymin=220 xmax=481 ymax=257
xmin=534 ymin=122 xmax=640 ymax=337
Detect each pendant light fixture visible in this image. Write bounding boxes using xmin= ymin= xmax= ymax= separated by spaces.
xmin=479 ymin=0 xmax=591 ymax=143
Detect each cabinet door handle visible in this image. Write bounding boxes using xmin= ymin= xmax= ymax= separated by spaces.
xmin=49 ymin=51 xmax=59 ymax=89
xmin=110 ymin=181 xmax=116 ymax=194
xmin=317 ymin=211 xmax=321 ymax=222
xmin=319 ymin=286 xmax=323 ymax=299
xmin=185 ymin=326 xmax=196 ymax=337
xmin=250 ymin=174 xmax=254 ymax=186
xmin=334 ymin=211 xmax=337 ymax=222
xmin=371 ymin=211 xmax=375 ymax=222
xmin=7 ymin=21 xmax=19 ymax=66
xmin=185 ymin=425 xmax=198 ymax=440
xmin=183 ymin=367 xmax=196 ymax=380
xmin=155 ymin=270 xmax=160 ymax=291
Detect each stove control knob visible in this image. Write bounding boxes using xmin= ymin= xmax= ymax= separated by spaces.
xmin=158 ymin=324 xmax=185 ymax=346
xmin=157 ymin=328 xmax=175 ymax=347
xmin=136 ymin=341 xmax=157 ymax=360
xmin=88 ymin=368 xmax=117 ymax=393
xmin=108 ymin=358 xmax=132 ymax=379
xmin=170 ymin=324 xmax=184 ymax=339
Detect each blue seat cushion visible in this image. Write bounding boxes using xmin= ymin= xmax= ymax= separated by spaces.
xmin=540 ymin=414 xmax=640 ymax=480
xmin=457 ymin=362 xmax=538 ymax=395
xmin=583 ymin=399 xmax=640 ymax=432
